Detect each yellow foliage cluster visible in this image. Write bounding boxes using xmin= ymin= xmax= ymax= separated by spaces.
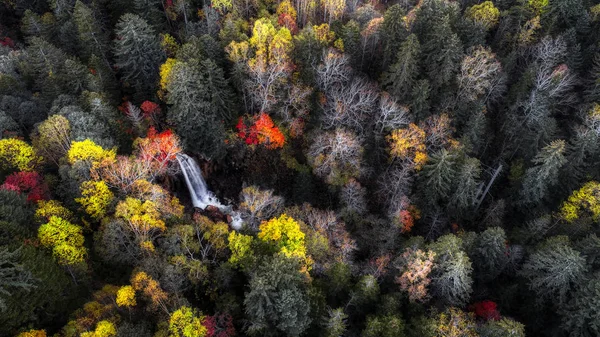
xmin=131 ymin=179 xmax=184 ymax=219
xmin=560 ymin=181 xmax=600 ymax=223
xmin=16 ymin=330 xmax=47 ymax=337
xmin=168 ymin=306 xmax=207 ymax=337
xmin=76 ymin=181 xmax=114 ymax=220
xmin=131 ymin=271 xmax=170 ymax=313
xmin=465 ymin=1 xmax=500 ymax=29
xmin=258 ymin=214 xmax=312 ymax=272
xmin=161 ymin=34 xmax=179 ymax=57
xmin=116 ymin=285 xmax=137 ymax=307
xmin=228 ymin=231 xmax=254 ymax=268
xmin=159 ymin=58 xmax=177 ymax=91
xmin=276 ymin=0 xmax=297 ymax=21
xmin=38 ymin=216 xmax=87 ymax=266
xmin=35 ymin=199 xmax=73 ymax=223
xmin=0 ymin=138 xmax=42 ymax=171
xmin=116 ymin=198 xmax=167 ymax=252
xmin=67 ymin=139 xmax=116 ymax=165
xmin=387 ymin=123 xmax=427 ymax=170
xmin=313 ymin=23 xmax=336 ymax=45
xmin=436 ymin=307 xmax=478 ymax=337
xmin=80 ymin=321 xmax=117 ymax=337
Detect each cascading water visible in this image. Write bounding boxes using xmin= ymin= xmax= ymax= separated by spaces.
xmin=176 ymin=153 xmax=243 ymax=230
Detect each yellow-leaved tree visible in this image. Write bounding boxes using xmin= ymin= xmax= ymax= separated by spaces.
xmin=258 ymin=214 xmax=312 ymax=271
xmin=0 ymin=138 xmax=42 ymax=171
xmin=76 ymin=181 xmax=114 ymax=220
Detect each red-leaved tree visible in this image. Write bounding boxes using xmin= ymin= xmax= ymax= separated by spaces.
xmin=205 ymin=313 xmax=236 ymax=337
xmin=470 ymin=300 xmax=501 ymax=321
xmin=236 ymin=113 xmax=285 ymax=149
xmin=1 ymin=171 xmax=49 ymax=202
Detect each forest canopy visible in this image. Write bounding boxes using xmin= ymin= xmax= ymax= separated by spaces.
xmin=1 ymin=0 xmax=600 ymax=336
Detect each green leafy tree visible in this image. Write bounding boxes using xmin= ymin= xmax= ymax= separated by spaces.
xmin=479 ymin=317 xmax=526 ymax=337
xmin=323 ymin=308 xmax=347 ymax=337
xmin=362 ymin=314 xmax=405 ymax=337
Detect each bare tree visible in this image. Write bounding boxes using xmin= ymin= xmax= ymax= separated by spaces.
xmin=316 ymin=49 xmax=352 ymax=92
xmin=374 ymin=92 xmax=412 ymax=135
xmin=239 ymin=186 xmax=285 ymax=230
xmin=307 ymin=129 xmax=363 ymax=186
xmin=456 ymin=46 xmax=503 ymax=104
xmin=340 ymin=178 xmax=367 ymax=215
xmin=321 ymin=77 xmax=379 ymax=135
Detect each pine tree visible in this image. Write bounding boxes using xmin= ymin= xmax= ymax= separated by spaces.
xmin=0 ymin=247 xmax=36 ymax=311
xmin=520 ymin=140 xmax=567 ymax=205
xmin=165 ymin=59 xmax=234 ymax=158
xmin=244 ymin=255 xmax=311 ymax=336
xmin=382 ymin=34 xmax=421 ymax=102
xmin=519 ymin=236 xmax=586 ymax=304
xmin=73 ymin=1 xmax=109 ymax=62
xmin=380 ymin=5 xmax=409 ymax=71
xmin=113 ymin=14 xmax=165 ymax=99
xmin=560 ymin=275 xmax=600 ymax=337
xmin=428 ymin=234 xmax=473 ymax=306
xmin=419 ymin=149 xmax=458 ymax=205
xmin=473 ymin=227 xmax=508 ymax=280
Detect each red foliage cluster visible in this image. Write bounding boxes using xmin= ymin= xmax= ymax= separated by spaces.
xmin=141 ymin=102 xmax=160 ymax=116
xmin=138 ymin=127 xmax=181 ymax=163
xmin=140 ymin=101 xmax=161 ymax=117
xmin=367 ymin=254 xmax=391 ymax=279
xmin=0 ymin=36 xmax=14 ymax=48
xmin=205 ymin=313 xmax=236 ymax=337
xmin=165 ymin=0 xmax=173 ymax=7
xmin=470 ymin=300 xmax=501 ymax=321
xmin=1 ymin=171 xmax=49 ymax=202
xmin=236 ymin=113 xmax=285 ymax=149
xmin=278 ymin=13 xmax=298 ymax=34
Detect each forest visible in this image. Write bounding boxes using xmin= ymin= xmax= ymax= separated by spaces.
xmin=1 ymin=0 xmax=600 ymax=336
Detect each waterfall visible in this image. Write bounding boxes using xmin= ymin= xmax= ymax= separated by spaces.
xmin=176 ymin=153 xmax=243 ymax=230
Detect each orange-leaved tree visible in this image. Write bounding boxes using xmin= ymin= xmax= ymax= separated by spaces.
xmin=236 ymin=113 xmax=285 ymax=149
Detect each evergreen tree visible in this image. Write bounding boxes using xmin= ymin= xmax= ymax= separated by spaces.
xmin=244 ymin=254 xmax=311 ymax=336
xmin=73 ymin=1 xmax=109 ymax=62
xmin=382 ymin=34 xmax=421 ymax=102
xmin=519 ymin=236 xmax=586 ymax=304
xmin=113 ymin=13 xmax=165 ymax=99
xmin=380 ymin=5 xmax=409 ymax=71
xmin=419 ymin=149 xmax=458 ymax=205
xmin=520 ymin=140 xmax=567 ymax=205
xmin=428 ymin=234 xmax=473 ymax=306
xmin=165 ymin=60 xmax=233 ymax=159
xmin=560 ymin=275 xmax=600 ymax=337
xmin=473 ymin=227 xmax=508 ymax=280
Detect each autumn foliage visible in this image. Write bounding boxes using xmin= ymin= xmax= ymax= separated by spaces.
xmin=1 ymin=171 xmax=49 ymax=202
xmin=236 ymin=113 xmax=285 ymax=149
xmin=470 ymin=300 xmax=501 ymax=321
xmin=204 ymin=313 xmax=236 ymax=337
